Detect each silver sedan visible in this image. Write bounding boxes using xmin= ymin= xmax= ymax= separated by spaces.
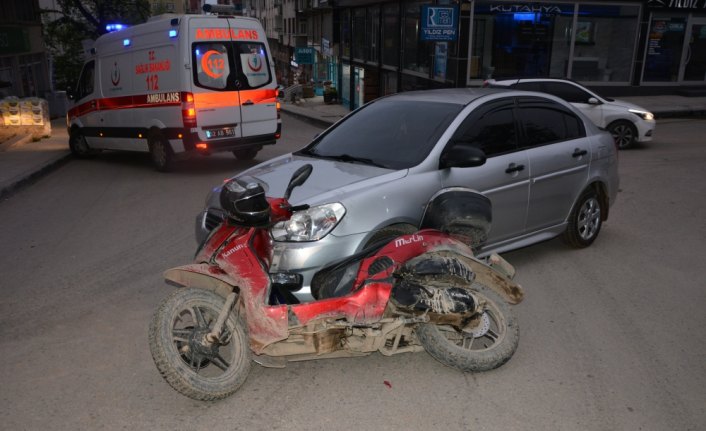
xmin=196 ymin=88 xmax=619 ymax=301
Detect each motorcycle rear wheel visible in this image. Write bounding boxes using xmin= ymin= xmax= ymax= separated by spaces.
xmin=416 ymin=283 xmax=519 ymax=372
xmin=148 ymin=288 xmax=251 ymax=400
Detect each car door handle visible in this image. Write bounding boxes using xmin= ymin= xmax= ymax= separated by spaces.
xmin=572 ymin=148 xmax=588 ymax=158
xmin=505 ymin=163 xmax=525 ymax=174
xmin=242 ymin=100 xmax=255 ymax=106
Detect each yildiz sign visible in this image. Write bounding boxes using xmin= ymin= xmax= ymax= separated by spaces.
xmin=647 ymin=0 xmax=706 ymax=10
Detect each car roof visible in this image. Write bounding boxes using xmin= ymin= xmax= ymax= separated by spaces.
xmin=489 ymin=77 xmax=584 ymax=86
xmin=379 ymin=88 xmax=509 ymax=106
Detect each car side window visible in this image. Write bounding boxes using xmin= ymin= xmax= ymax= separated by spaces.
xmin=518 ymin=97 xmax=586 ymax=148
xmin=451 ymin=99 xmax=518 ymax=157
xmin=543 ymin=82 xmax=592 ymax=104
xmin=75 ymin=60 xmax=95 ymax=102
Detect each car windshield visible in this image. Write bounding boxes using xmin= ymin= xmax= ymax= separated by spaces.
xmin=297 ymin=99 xmax=463 ymax=169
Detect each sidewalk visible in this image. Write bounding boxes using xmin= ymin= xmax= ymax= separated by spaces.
xmin=0 ymin=117 xmax=70 ymax=200
xmin=1 ymin=93 xmax=704 ymax=199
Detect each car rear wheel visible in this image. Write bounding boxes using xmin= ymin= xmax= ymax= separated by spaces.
xmin=232 ymin=147 xmax=260 ymax=160
xmin=608 ymin=120 xmax=637 ymax=150
xmin=149 ymin=133 xmax=173 ymax=172
xmin=69 ymin=130 xmax=93 ymax=158
xmin=563 ymin=188 xmax=603 ymax=248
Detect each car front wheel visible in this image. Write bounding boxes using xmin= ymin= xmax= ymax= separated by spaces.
xmin=608 ymin=120 xmax=637 ymax=150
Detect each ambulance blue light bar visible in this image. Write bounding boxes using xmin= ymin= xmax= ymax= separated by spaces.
xmin=169 ymin=29 xmax=178 ymax=38
xmin=123 ymin=39 xmax=131 ymax=47
xmin=106 ymin=23 xmax=128 ymax=32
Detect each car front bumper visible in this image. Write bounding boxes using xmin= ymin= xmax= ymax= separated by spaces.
xmin=196 ymin=208 xmax=367 ymax=302
xmin=635 ymin=118 xmax=656 ymax=143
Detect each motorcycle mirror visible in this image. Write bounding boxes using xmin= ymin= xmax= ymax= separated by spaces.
xmin=284 ymin=164 xmax=313 ymax=200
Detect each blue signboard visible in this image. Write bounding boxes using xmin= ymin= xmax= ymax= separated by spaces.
xmin=295 ymin=47 xmax=315 ymax=65
xmin=420 ymin=5 xmax=459 ymax=42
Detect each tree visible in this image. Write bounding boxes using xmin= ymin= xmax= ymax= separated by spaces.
xmin=42 ymin=0 xmax=152 ymax=91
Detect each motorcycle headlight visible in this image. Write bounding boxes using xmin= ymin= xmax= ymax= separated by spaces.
xmin=270 ymin=203 xmax=346 ymax=241
xmin=629 ymin=109 xmax=654 ymax=121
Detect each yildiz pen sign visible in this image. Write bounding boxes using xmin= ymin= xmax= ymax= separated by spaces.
xmin=420 ymin=5 xmax=459 ymax=42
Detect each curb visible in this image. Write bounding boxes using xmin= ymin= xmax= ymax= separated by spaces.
xmin=0 ymin=152 xmax=72 ymax=201
xmin=280 ymin=106 xmax=337 ymax=128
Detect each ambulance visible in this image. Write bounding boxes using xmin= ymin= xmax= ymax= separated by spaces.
xmin=67 ymin=14 xmax=281 ymax=171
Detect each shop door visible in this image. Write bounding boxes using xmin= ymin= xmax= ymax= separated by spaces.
xmin=682 ymin=18 xmax=706 ymax=83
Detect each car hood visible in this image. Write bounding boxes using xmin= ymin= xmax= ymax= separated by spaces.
xmin=226 ymin=153 xmax=407 ymax=206
xmin=605 ymin=98 xmax=651 ymax=113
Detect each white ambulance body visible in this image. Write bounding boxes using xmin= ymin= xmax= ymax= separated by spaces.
xmin=67 ymin=14 xmax=280 ymax=171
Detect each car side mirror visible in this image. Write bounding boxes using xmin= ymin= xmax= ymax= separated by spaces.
xmin=588 ymin=97 xmax=600 ymax=105
xmin=284 ymin=163 xmax=313 ymax=200
xmin=440 ymin=145 xmax=487 ymax=169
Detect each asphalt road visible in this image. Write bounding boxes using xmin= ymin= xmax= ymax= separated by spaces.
xmin=0 ymin=115 xmax=704 ymax=430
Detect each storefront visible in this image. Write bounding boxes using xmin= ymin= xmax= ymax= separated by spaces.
xmin=334 ymin=0 xmax=703 ymax=110
xmin=467 ymin=1 xmax=642 ymax=85
xmin=642 ymin=0 xmax=706 ymax=85
xmin=338 ymin=1 xmax=461 ymax=109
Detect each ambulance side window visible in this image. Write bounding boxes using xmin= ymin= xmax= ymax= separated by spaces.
xmin=75 ymin=60 xmax=95 ymax=101
xmin=235 ymin=42 xmax=271 ymax=89
xmin=193 ymin=43 xmax=230 ymax=90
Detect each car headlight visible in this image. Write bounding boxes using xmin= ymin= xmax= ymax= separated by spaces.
xmin=270 ymin=203 xmax=346 ymax=241
xmin=629 ymin=109 xmax=654 ymax=121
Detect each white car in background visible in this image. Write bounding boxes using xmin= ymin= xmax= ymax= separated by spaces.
xmin=484 ymin=78 xmax=655 ymax=149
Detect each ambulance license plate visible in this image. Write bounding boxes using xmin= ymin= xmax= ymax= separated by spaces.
xmin=205 ymin=127 xmax=236 ymax=139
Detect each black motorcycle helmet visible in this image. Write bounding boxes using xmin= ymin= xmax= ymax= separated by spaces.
xmin=219 ymin=178 xmax=270 ymax=226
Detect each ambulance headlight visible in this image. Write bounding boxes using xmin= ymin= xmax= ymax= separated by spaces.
xmin=270 ymin=203 xmax=345 ymax=242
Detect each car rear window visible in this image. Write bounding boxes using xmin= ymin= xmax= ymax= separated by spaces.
xmin=300 ymin=100 xmax=463 ymax=170
xmin=192 ymin=41 xmax=271 ymax=91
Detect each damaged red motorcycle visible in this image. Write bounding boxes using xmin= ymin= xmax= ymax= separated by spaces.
xmin=148 ymin=164 xmax=524 ymax=400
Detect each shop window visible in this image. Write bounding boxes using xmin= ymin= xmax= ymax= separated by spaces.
xmin=403 ymin=1 xmax=431 ymax=74
xmin=368 ymin=6 xmax=380 ymax=63
xmin=472 ymin=2 xmax=575 ymax=80
xmin=341 ymin=9 xmax=351 ymax=58
xmin=382 ymin=3 xmax=399 ymax=67
xmin=352 ymin=8 xmax=366 ymax=61
xmin=570 ymin=4 xmax=640 ymax=82
xmin=643 ymin=17 xmax=686 ymax=82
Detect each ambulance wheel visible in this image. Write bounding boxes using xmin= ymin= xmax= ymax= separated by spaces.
xmin=149 ymin=133 xmax=173 ymax=172
xmin=232 ymin=147 xmax=259 ymax=161
xmin=69 ymin=130 xmax=93 ymax=158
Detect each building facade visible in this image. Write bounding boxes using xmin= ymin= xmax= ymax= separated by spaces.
xmin=327 ymin=0 xmax=706 ymax=109
xmin=0 ymin=0 xmax=50 ymax=98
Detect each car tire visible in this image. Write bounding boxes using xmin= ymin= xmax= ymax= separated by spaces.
xmin=232 ymin=147 xmax=260 ymax=160
xmin=563 ymin=188 xmax=603 ymax=248
xmin=149 ymin=132 xmax=173 ymax=172
xmin=69 ymin=130 xmax=93 ymax=158
xmin=608 ymin=120 xmax=637 ymax=150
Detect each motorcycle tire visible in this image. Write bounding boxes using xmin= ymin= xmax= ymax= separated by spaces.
xmin=416 ymin=282 xmax=519 ymax=372
xmin=148 ymin=288 xmax=251 ymax=400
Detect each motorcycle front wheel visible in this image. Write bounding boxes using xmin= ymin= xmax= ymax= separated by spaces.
xmin=416 ymin=283 xmax=519 ymax=372
xmin=148 ymin=288 xmax=251 ymax=400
